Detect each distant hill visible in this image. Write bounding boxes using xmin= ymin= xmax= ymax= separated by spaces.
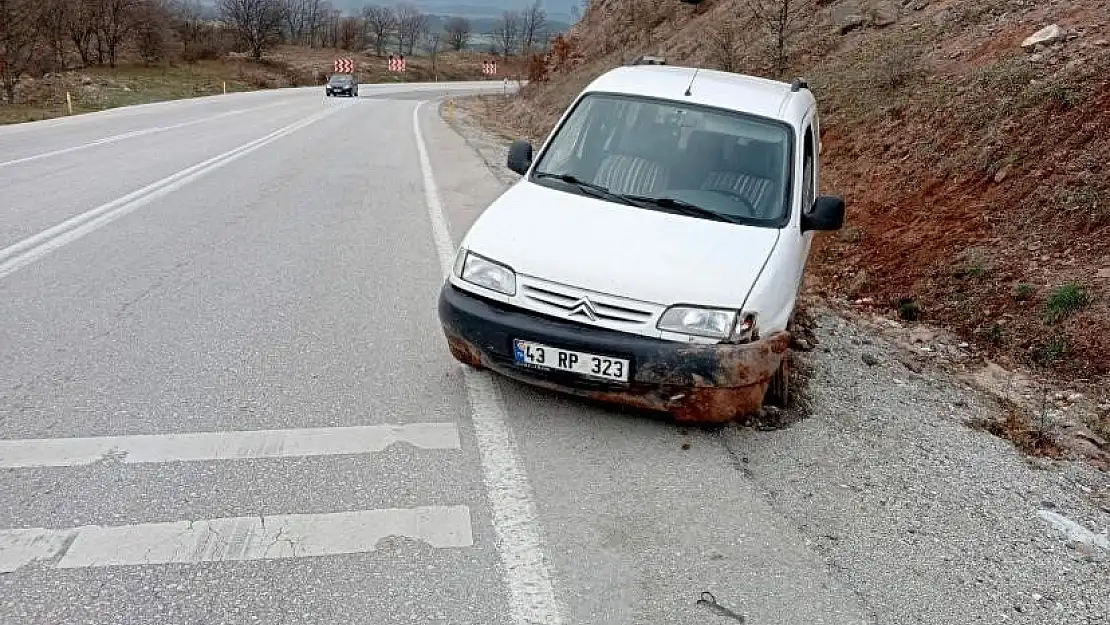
xmin=338 ymin=1 xmax=578 ymax=21
xmin=425 ymin=14 xmax=571 ymax=36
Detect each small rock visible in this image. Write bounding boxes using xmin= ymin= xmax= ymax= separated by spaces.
xmin=1032 ymin=593 xmax=1043 ymax=602
xmin=993 ymin=166 xmax=1010 ymax=183
xmin=1096 ymin=268 xmax=1110 ymax=279
xmin=902 ymin=359 xmax=923 ymax=374
xmin=862 ymin=353 xmax=880 ymax=366
xmin=958 ymin=342 xmax=970 ymax=349
xmin=870 ymin=2 xmax=899 ymax=27
xmin=1022 ymin=24 xmax=1065 ymax=50
xmin=910 ymin=327 xmax=938 ymax=344
xmin=794 ymin=338 xmax=812 ymax=351
xmin=1094 ymin=39 xmax=1108 ymax=47
xmin=1041 ymin=499 xmax=1057 ymax=509
xmin=1067 ymin=392 xmax=1084 ymax=402
xmin=833 ymin=3 xmax=866 ymax=34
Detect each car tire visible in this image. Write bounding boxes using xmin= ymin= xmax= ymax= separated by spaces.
xmin=764 ymin=351 xmax=790 ymax=408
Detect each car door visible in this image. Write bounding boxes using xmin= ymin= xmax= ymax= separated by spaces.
xmin=774 ymin=118 xmax=818 ymax=328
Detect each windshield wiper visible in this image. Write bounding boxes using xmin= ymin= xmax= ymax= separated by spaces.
xmin=624 ymin=195 xmax=739 ymax=223
xmin=532 ymin=172 xmax=637 ymax=206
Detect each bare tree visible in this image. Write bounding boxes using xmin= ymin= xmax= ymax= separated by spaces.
xmin=97 ymin=0 xmax=141 ymax=68
xmin=171 ymin=0 xmax=205 ymax=61
xmin=134 ymin=0 xmax=171 ymax=65
xmin=520 ymin=1 xmax=546 ymax=55
xmin=491 ymin=10 xmax=520 ymax=57
xmin=0 ymin=0 xmax=40 ymax=103
xmin=320 ymin=5 xmax=340 ymax=47
xmin=218 ymin=0 xmax=286 ymax=59
xmin=64 ymin=0 xmax=98 ymax=66
xmin=429 ymin=31 xmax=440 ymax=78
xmin=746 ymin=0 xmax=814 ymax=77
xmin=282 ymin=0 xmax=316 ymax=45
xmin=706 ymin=19 xmax=744 ymax=72
xmin=443 ymin=16 xmax=469 ymax=51
xmin=362 ymin=5 xmax=395 ymax=56
xmin=394 ymin=3 xmax=426 ymax=55
xmin=338 ymin=15 xmax=361 ymax=50
xmin=39 ymin=0 xmax=70 ymax=69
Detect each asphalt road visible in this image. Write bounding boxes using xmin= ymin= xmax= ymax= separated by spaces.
xmin=0 ymin=82 xmax=868 ymax=625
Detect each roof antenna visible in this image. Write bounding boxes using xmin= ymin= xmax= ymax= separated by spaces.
xmin=684 ymin=68 xmax=699 ymax=96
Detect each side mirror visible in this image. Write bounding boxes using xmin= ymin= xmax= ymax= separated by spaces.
xmin=801 ymin=196 xmax=846 ymax=232
xmin=506 ymin=139 xmax=533 ymax=175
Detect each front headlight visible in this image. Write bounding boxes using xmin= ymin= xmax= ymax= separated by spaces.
xmin=657 ymin=306 xmax=737 ymax=340
xmin=459 ymin=251 xmax=516 ymax=296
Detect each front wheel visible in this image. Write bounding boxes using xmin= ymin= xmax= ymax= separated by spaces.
xmin=764 ymin=351 xmax=790 ymax=408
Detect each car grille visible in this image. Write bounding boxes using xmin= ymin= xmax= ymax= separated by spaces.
xmin=517 ymin=276 xmax=659 ymax=331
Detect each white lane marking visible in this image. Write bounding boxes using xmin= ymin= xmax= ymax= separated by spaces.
xmin=0 ymin=423 xmax=460 ymax=468
xmin=0 ymin=101 xmax=292 ymax=170
xmin=0 ymin=528 xmax=72 ymax=574
xmin=0 ymin=102 xmax=350 ymax=280
xmin=413 ymin=101 xmax=565 ymax=625
xmin=0 ymin=506 xmax=473 ymax=572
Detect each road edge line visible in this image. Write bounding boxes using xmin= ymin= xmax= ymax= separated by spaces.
xmin=412 ymin=100 xmax=566 ymax=625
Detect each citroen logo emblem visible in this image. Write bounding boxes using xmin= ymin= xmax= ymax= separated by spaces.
xmin=569 ymin=298 xmax=599 ymax=321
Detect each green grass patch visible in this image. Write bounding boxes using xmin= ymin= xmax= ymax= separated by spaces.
xmin=1044 ymin=283 xmax=1090 ymax=323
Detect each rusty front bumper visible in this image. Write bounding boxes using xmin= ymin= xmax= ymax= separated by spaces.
xmin=438 ymin=284 xmax=789 ymax=424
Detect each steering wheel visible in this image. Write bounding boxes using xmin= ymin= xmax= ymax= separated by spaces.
xmin=705 ymin=188 xmax=758 ymax=217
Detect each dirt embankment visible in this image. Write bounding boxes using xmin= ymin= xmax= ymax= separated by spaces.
xmin=459 ymin=0 xmax=1110 ymax=456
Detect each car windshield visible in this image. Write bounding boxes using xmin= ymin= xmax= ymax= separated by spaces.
xmin=530 ymin=93 xmax=794 ymax=226
xmin=329 ymin=75 xmax=351 ymax=84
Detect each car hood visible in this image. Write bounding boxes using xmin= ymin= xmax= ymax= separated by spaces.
xmin=460 ymin=180 xmax=780 ymax=309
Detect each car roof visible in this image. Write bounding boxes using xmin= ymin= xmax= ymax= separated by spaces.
xmin=581 ymin=65 xmax=814 ymax=126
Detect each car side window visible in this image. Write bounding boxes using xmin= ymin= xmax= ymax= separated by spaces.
xmin=801 ymin=127 xmax=815 ymax=215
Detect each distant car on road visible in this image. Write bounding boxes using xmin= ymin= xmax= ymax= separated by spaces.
xmin=437 ymin=57 xmax=846 ymax=424
xmin=326 ymin=73 xmax=358 ymax=97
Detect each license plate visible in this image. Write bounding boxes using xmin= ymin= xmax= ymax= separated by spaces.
xmin=513 ymin=340 xmax=630 ymax=382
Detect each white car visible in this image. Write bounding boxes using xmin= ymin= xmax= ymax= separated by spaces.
xmin=438 ymin=58 xmax=845 ymax=423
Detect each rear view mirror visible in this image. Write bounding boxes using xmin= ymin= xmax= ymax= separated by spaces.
xmin=507 ymin=139 xmax=533 ymax=175
xmin=801 ymin=196 xmax=846 ymax=232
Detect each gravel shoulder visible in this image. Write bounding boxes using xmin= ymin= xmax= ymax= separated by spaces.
xmin=443 ymin=100 xmax=1110 ymax=625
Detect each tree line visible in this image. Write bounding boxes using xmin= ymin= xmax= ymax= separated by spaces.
xmin=0 ymin=0 xmax=551 ymax=105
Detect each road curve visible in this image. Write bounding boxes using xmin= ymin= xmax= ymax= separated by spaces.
xmin=0 ymin=82 xmax=866 ymax=625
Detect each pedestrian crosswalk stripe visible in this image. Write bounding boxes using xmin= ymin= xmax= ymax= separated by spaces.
xmin=0 ymin=505 xmax=473 ymax=572
xmin=0 ymin=423 xmax=461 ymax=468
